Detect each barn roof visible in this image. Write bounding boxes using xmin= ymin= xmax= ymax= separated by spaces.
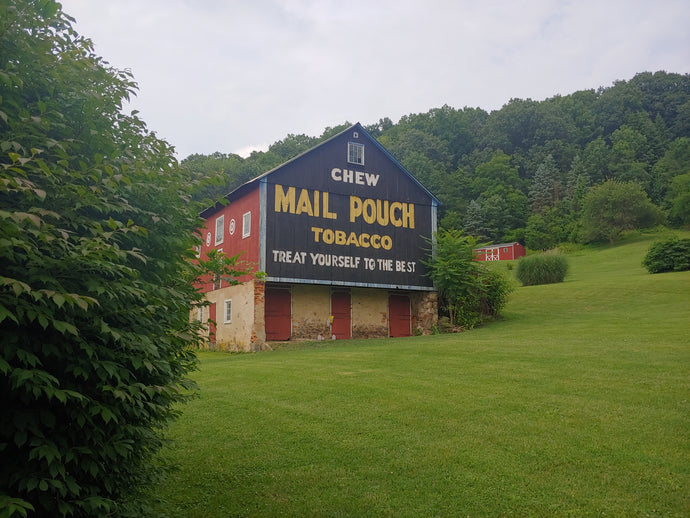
xmin=474 ymin=242 xmax=523 ymax=249
xmin=200 ymin=122 xmax=440 ymax=218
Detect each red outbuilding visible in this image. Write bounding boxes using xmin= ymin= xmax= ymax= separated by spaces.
xmin=474 ymin=242 xmax=526 ymax=261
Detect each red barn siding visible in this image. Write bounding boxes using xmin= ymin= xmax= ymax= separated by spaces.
xmin=197 ymin=186 xmax=261 ymax=293
xmin=474 ymin=242 xmax=525 ymax=261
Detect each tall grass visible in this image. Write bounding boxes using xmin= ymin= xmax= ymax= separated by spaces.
xmin=515 ymin=252 xmax=568 ymax=285
xmin=151 ymin=231 xmax=690 ymax=517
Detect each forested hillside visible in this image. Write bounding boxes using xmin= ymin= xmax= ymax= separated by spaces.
xmin=183 ymin=71 xmax=690 ymax=248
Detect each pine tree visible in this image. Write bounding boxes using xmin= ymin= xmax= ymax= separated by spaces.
xmin=529 ymin=154 xmax=560 ymax=213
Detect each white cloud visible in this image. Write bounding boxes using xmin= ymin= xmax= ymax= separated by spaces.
xmin=60 ymin=0 xmax=690 ymax=158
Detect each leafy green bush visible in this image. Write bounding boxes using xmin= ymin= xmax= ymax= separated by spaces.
xmin=516 ymin=253 xmax=569 ymax=286
xmin=642 ymin=238 xmax=690 ymax=273
xmin=0 ymin=2 xmax=251 ymax=516
xmin=480 ymin=266 xmax=513 ymax=317
xmin=424 ymin=230 xmax=513 ymax=330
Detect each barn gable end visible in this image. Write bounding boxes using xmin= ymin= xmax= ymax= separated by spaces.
xmin=196 ymin=123 xmax=439 ymax=349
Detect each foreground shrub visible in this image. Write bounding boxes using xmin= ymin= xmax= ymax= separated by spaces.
xmin=516 ymin=253 xmax=569 ymax=286
xmin=480 ymin=266 xmax=513 ymax=317
xmin=424 ymin=230 xmax=513 ymax=330
xmin=0 ymin=2 xmax=252 ymax=516
xmin=642 ymin=237 xmax=690 ymax=273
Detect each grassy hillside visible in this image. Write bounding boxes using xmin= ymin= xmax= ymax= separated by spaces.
xmin=153 ymin=231 xmax=690 ymax=517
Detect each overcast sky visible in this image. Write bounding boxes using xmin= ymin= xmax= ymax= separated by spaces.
xmin=59 ymin=0 xmax=689 ymax=159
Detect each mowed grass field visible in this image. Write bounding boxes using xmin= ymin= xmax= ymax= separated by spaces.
xmin=153 ymin=231 xmax=690 ymax=517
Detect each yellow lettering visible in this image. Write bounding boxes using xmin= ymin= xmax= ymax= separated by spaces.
xmin=390 ymin=202 xmax=403 ymax=227
xmin=296 ymin=189 xmax=313 ymax=216
xmin=310 ymin=227 xmax=393 ymax=250
xmin=349 ymin=196 xmax=414 ymax=229
xmin=275 ymin=184 xmax=295 ymax=213
xmin=376 ymin=199 xmax=389 ymax=226
xmin=322 ymin=229 xmax=334 ymax=244
xmin=402 ymin=203 xmax=415 ymax=229
xmin=362 ymin=199 xmax=376 ymax=224
xmin=350 ymin=196 xmax=362 ymax=223
xmin=323 ymin=192 xmax=337 ymax=219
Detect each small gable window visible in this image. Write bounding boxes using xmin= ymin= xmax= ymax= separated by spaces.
xmin=215 ymin=215 xmax=224 ymax=245
xmin=348 ymin=142 xmax=364 ymax=165
xmin=242 ymin=211 xmax=251 ymax=238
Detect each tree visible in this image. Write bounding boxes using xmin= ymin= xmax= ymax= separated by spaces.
xmin=468 ymin=150 xmax=524 ymax=198
xmin=524 ymin=214 xmax=557 ymax=251
xmin=581 ymin=137 xmax=611 ymax=184
xmin=528 ymin=154 xmax=561 ymax=213
xmin=462 ymin=199 xmax=491 ymax=240
xmin=423 ymin=229 xmax=511 ymax=329
xmin=579 ymin=180 xmax=665 ymax=244
xmin=478 ymin=185 xmax=529 ymax=242
xmin=650 ymin=137 xmax=690 ymax=203
xmin=608 ymin=125 xmax=652 ymax=188
xmin=667 ymin=173 xmax=690 ymax=225
xmin=564 ymin=155 xmax=591 ymax=204
xmin=0 ymin=2 xmax=240 ymax=515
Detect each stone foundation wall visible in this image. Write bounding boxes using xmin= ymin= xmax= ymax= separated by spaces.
xmin=251 ymin=281 xmax=266 ymax=349
xmin=410 ymin=291 xmax=438 ymax=335
xmin=196 ymin=281 xmax=438 ymax=349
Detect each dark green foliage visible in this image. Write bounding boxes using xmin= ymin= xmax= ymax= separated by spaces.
xmin=524 ymin=214 xmax=558 ymax=251
xmin=423 ymin=229 xmax=512 ymax=329
xmin=479 ymin=267 xmax=513 ymax=317
xmin=0 ymin=2 xmax=248 ymax=516
xmin=529 ymin=154 xmax=561 ymax=213
xmin=667 ymin=172 xmax=690 ymax=225
xmin=579 ymin=180 xmax=665 ymax=244
xmin=185 ymin=72 xmax=688 ymax=248
xmin=515 ymin=253 xmax=569 ymax=286
xmin=642 ymin=238 xmax=690 ymax=273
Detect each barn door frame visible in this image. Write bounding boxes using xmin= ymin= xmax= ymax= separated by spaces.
xmin=388 ymin=293 xmax=411 ymax=338
xmin=265 ymin=286 xmax=292 ymax=341
xmin=330 ymin=289 xmax=352 ymax=339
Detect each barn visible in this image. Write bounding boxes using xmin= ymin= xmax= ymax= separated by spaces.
xmin=195 ymin=123 xmax=440 ymax=351
xmin=473 ymin=242 xmax=526 ymax=261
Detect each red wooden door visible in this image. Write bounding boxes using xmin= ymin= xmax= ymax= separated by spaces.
xmin=389 ymin=294 xmax=411 ymax=337
xmin=331 ymin=291 xmax=351 ymax=339
xmin=265 ymin=288 xmax=291 ymax=341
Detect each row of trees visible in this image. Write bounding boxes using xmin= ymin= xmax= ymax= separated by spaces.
xmin=186 ymin=71 xmax=690 ymax=247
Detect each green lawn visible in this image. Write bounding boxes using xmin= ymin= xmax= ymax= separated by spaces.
xmin=152 ymin=231 xmax=690 ymax=517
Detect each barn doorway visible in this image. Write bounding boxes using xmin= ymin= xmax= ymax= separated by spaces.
xmin=265 ymin=287 xmax=291 ymax=341
xmin=389 ymin=294 xmax=411 ymax=337
xmin=330 ymin=290 xmax=351 ymax=339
